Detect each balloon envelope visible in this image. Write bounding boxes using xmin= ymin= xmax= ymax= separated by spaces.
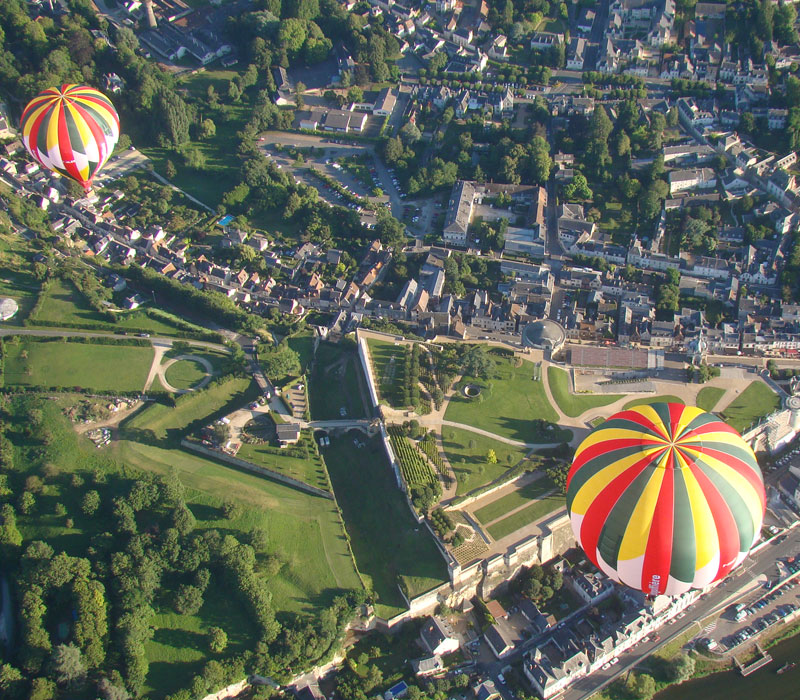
xmin=566 ymin=403 xmax=765 ymax=596
xmin=20 ymin=84 xmax=120 ymax=192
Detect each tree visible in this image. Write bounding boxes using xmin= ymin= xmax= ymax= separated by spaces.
xmin=97 ymin=678 xmax=130 ymax=700
xmin=18 ymin=491 xmax=35 ymax=515
xmin=221 ymin=500 xmax=241 ymax=519
xmin=347 ymin=86 xmax=363 ymax=104
xmin=50 ymin=644 xmax=86 ymax=687
xmin=198 ymin=118 xmax=216 ymax=140
xmin=165 ymin=160 xmax=177 ymax=179
xmin=528 ymin=136 xmax=552 ymax=184
xmin=564 ymin=173 xmax=593 ymax=201
xmin=29 ymin=678 xmax=56 ymax=700
xmin=80 ymin=490 xmax=100 ymax=516
xmin=461 ymin=345 xmax=494 ymax=380
xmin=667 ymin=653 xmax=695 ymax=682
xmin=0 ymin=664 xmax=25 ymax=699
xmin=487 ymin=449 xmax=498 ymax=464
xmin=260 ymin=340 xmax=301 ymax=380
xmin=209 ymin=627 xmax=228 ymax=653
xmin=399 ymin=120 xmax=421 ymax=145
xmin=631 ymin=673 xmax=656 ymax=700
xmin=173 ymin=584 xmax=204 ymax=615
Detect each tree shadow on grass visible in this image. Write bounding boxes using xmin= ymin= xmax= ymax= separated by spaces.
xmin=150 ymin=627 xmax=207 ymax=652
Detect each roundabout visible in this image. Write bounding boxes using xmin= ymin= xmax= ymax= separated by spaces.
xmin=158 ymin=354 xmax=214 ymax=393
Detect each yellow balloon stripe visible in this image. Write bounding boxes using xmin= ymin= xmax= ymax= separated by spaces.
xmin=617 ymin=466 xmax=664 ymax=561
xmin=576 ymin=427 xmax=668 ymax=455
xmin=676 ymin=449 xmax=716 ymax=570
xmin=570 ymin=446 xmax=665 ymax=515
xmin=680 ymin=446 xmax=763 ymax=528
xmin=672 ymin=405 xmax=705 ymax=440
xmin=45 ymin=99 xmax=62 ymax=156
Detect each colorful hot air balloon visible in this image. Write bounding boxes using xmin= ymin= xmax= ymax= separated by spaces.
xmin=566 ymin=403 xmax=765 ymax=596
xmin=20 ymin=84 xmax=120 ymax=193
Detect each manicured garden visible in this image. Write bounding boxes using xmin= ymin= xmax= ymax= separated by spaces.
xmin=323 ymin=432 xmax=449 ymax=618
xmin=237 ymin=430 xmax=330 ymax=492
xmin=721 ymin=381 xmax=781 ymax=432
xmin=547 ymin=366 xmax=621 ymax=417
xmin=473 ymin=476 xmax=558 ymax=526
xmin=366 ymin=337 xmax=407 ymax=408
xmin=697 ymin=386 xmax=726 ymax=412
xmin=3 ymin=338 xmax=154 ymax=391
xmin=486 ymin=494 xmax=564 ymax=541
xmin=444 ymin=352 xmax=569 ymax=443
xmin=441 ymin=427 xmax=530 ymax=496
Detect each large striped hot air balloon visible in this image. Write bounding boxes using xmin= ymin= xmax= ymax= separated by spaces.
xmin=20 ymin=84 xmax=120 ymax=193
xmin=566 ymin=403 xmax=765 ymax=596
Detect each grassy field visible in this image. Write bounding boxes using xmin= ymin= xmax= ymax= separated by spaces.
xmin=473 ymin=476 xmax=558 ymax=525
xmin=547 ymin=366 xmax=621 ymax=418
xmin=115 ymin=440 xmax=363 ymax=616
xmin=236 ymin=435 xmax=330 ymax=491
xmin=697 ymin=386 xmax=726 ymax=412
xmin=324 ymin=432 xmax=448 ymax=618
xmin=3 ymin=339 xmax=154 ymax=391
xmin=623 ymin=395 xmax=685 ymax=410
xmin=145 ymin=579 xmax=258 ymax=694
xmin=366 ymin=337 xmax=407 ymax=408
xmin=122 ymin=377 xmax=256 ymax=445
xmin=721 ymin=381 xmax=781 ymax=432
xmin=287 ymin=330 xmax=316 ymax=374
xmin=441 ymin=427 xmax=530 ymax=496
xmin=165 ymin=358 xmax=209 ymax=390
xmin=31 ymin=277 xmax=107 ymax=326
xmin=0 ymin=230 xmax=42 ymax=322
xmin=486 ymin=495 xmax=564 ymax=541
xmin=444 ymin=353 xmax=568 ymax=443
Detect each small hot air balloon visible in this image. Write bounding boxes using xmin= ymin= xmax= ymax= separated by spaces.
xmin=20 ymin=84 xmax=120 ymax=193
xmin=566 ymin=403 xmax=765 ymax=596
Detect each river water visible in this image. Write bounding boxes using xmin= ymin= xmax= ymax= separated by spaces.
xmin=655 ymin=630 xmax=800 ymax=700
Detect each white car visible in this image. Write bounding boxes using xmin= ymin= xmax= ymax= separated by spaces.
xmin=610 ymin=658 xmax=619 ymax=665
xmin=602 ymin=663 xmax=610 ymax=670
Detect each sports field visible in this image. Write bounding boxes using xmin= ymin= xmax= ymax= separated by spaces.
xmin=323 ymin=432 xmax=448 ymax=618
xmin=721 ymin=381 xmax=781 ymax=432
xmin=3 ymin=339 xmax=154 ymax=391
xmin=441 ymin=427 xmax=530 ymax=495
xmin=444 ymin=352 xmax=569 ymax=443
xmin=547 ymin=366 xmax=621 ymax=417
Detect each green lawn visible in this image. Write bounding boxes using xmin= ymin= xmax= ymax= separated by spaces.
xmin=444 ymin=352 xmax=569 ymax=443
xmin=31 ymin=277 xmax=108 ymax=326
xmin=287 ymin=331 xmax=316 ymax=375
xmin=115 ymin=440 xmax=362 ymax=616
xmin=324 ymin=432 xmax=448 ymax=618
xmin=623 ymin=395 xmax=685 ymax=410
xmin=165 ymin=358 xmax=209 ymax=390
xmin=547 ymin=366 xmax=621 ymax=418
xmin=486 ymin=495 xmax=564 ymax=541
xmin=697 ymin=386 xmax=726 ymax=412
xmin=122 ymin=377 xmax=256 ymax=445
xmin=473 ymin=476 xmax=558 ymax=525
xmin=366 ymin=338 xmax=407 ymax=408
xmin=441 ymin=427 xmax=530 ymax=496
xmin=0 ymin=231 xmax=43 ymax=323
xmin=721 ymin=381 xmax=781 ymax=433
xmin=236 ymin=434 xmax=330 ymax=491
xmin=3 ymin=339 xmax=154 ymax=391
xmin=145 ymin=578 xmax=258 ymax=695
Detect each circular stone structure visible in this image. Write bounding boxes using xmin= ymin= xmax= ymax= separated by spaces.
xmin=521 ymin=319 xmax=566 ymax=352
xmin=463 ymin=384 xmax=482 ymax=398
xmin=0 ymin=298 xmax=18 ymax=321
